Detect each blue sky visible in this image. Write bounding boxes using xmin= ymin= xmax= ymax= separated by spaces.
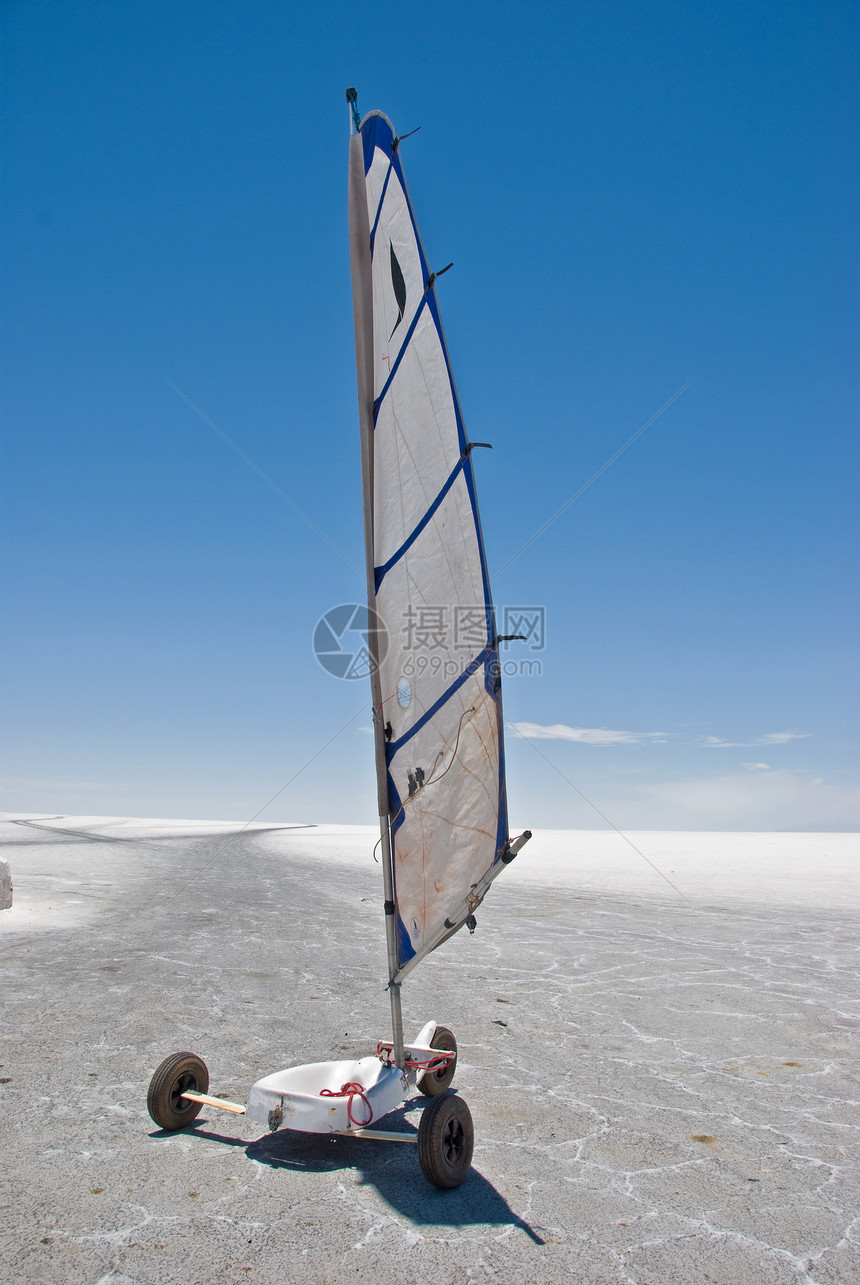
xmin=2 ymin=0 xmax=857 ymax=830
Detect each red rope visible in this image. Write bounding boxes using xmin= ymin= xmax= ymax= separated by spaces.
xmin=319 ymin=1081 xmax=373 ymax=1127
xmin=407 ymin=1054 xmax=453 ymax=1071
xmin=376 ymin=1040 xmax=454 ymax=1072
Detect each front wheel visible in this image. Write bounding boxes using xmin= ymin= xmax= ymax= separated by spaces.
xmin=417 ymin=1091 xmax=474 ymax=1189
xmin=418 ymin=1025 xmax=457 ymax=1097
xmin=147 ymin=1051 xmax=209 ymax=1130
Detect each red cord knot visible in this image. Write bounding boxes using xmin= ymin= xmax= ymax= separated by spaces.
xmin=319 ymin=1081 xmax=373 ymax=1127
xmin=376 ymin=1040 xmax=455 ymax=1072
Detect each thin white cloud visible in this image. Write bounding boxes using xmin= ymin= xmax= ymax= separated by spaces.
xmin=742 ymin=762 xmax=770 ymax=771
xmin=633 ymin=770 xmax=860 ymax=830
xmin=512 ymin=722 xmax=666 ymax=746
xmin=703 ymin=731 xmax=807 ymax=749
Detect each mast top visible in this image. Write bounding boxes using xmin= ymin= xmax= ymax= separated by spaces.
xmin=346 ymin=87 xmax=361 ymax=135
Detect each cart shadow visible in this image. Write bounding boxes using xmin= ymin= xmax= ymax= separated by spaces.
xmin=247 ymin=1103 xmax=544 ymax=1243
xmin=172 ymin=1105 xmax=544 ymax=1243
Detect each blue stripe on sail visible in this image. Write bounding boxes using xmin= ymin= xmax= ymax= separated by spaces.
xmin=424 ymin=289 xmax=470 ymax=469
xmin=372 ymin=294 xmax=429 ymax=424
xmin=374 ymin=457 xmax=465 ymax=591
xmin=495 ymin=730 xmax=509 ymax=860
xmin=395 ymin=911 xmax=416 ymax=968
xmin=385 ymin=774 xmax=416 ymax=968
xmin=461 ymin=453 xmax=494 ymax=640
xmin=369 ymin=160 xmax=394 ymax=255
xmin=361 ymin=112 xmax=390 ymax=174
xmin=484 ymin=648 xmax=510 ymax=863
xmin=386 ymin=645 xmax=493 ymax=760
xmin=389 ymin=772 xmax=405 ymax=837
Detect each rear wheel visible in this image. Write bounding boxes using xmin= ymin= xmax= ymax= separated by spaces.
xmin=418 ymin=1025 xmax=457 ymax=1098
xmin=417 ymin=1091 xmax=474 ymax=1189
xmin=147 ymin=1051 xmax=209 ymax=1130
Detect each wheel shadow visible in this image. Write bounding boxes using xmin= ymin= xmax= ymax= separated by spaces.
xmin=170 ymin=1101 xmax=544 ymax=1244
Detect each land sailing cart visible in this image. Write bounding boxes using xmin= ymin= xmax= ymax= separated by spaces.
xmin=147 ymin=90 xmax=530 ymax=1189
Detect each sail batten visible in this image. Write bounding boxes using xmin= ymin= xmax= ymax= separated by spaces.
xmin=385 ymin=644 xmax=493 ymax=757
xmin=349 ymin=107 xmax=512 ymax=983
xmin=374 ymin=456 xmax=466 ymax=589
xmin=372 ymin=294 xmax=431 ymax=420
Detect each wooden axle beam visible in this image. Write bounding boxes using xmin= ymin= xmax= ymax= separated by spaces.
xmin=335 ymin=1128 xmax=417 ymax=1143
xmin=181 ymin=1090 xmax=246 ymax=1115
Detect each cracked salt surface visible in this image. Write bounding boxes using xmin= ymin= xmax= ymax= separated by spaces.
xmin=0 ymin=813 xmax=857 ymax=1284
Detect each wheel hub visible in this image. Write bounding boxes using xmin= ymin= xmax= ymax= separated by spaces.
xmin=169 ymin=1071 xmax=198 ymax=1111
xmin=442 ymin=1117 xmax=465 ymax=1163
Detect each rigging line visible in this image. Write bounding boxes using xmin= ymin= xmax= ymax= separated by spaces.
xmin=386 ymin=645 xmax=493 ymax=756
xmin=168 ymin=701 xmax=368 ymax=898
xmin=370 ymin=702 xmax=478 ymax=863
xmin=506 ymin=717 xmax=694 ymax=907
xmin=495 ymin=375 xmax=698 ymax=577
xmin=163 ymin=377 xmax=363 ymax=578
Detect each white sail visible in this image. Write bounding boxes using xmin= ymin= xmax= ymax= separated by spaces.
xmin=349 ymin=107 xmax=518 ymax=983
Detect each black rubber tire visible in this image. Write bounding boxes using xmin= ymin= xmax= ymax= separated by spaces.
xmin=147 ymin=1051 xmax=209 ymax=1130
xmin=418 ymin=1091 xmax=474 ymax=1189
xmin=418 ymin=1025 xmax=457 ymax=1098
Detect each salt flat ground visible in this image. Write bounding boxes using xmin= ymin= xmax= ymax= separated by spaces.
xmin=0 ymin=815 xmax=858 ymax=1285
